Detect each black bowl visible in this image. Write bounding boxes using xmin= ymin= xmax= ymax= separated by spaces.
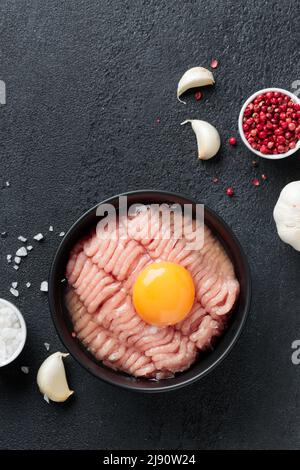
xmin=49 ymin=190 xmax=251 ymax=392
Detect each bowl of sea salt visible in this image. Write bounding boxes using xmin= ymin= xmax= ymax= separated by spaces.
xmin=0 ymin=298 xmax=26 ymax=367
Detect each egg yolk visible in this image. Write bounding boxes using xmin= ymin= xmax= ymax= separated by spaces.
xmin=132 ymin=261 xmax=195 ymax=327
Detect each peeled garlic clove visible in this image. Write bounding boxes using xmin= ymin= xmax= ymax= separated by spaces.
xmin=37 ymin=352 xmax=74 ymax=402
xmin=273 ymin=181 xmax=300 ymax=251
xmin=181 ymin=119 xmax=221 ymax=160
xmin=177 ymin=67 xmax=215 ymax=103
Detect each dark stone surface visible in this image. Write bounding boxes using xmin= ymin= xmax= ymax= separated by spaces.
xmin=0 ymin=0 xmax=299 ymax=450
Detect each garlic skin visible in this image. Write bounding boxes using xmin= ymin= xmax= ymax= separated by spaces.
xmin=181 ymin=119 xmax=221 ymax=160
xmin=37 ymin=352 xmax=74 ymax=402
xmin=274 ymin=181 xmax=300 ymax=251
xmin=177 ymin=67 xmax=215 ymax=104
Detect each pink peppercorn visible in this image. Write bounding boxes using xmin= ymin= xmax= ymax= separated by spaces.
xmin=243 ymin=91 xmax=300 ymax=156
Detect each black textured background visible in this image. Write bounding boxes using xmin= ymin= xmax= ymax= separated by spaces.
xmin=0 ymin=0 xmax=299 ymax=450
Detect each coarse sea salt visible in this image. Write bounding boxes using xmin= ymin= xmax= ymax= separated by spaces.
xmin=40 ymin=281 xmax=48 ymax=292
xmin=18 ymin=236 xmax=27 ymax=243
xmin=10 ymin=287 xmax=19 ymax=297
xmin=16 ymin=247 xmax=27 ymax=257
xmin=0 ymin=303 xmax=23 ymax=366
xmin=33 ymin=233 xmax=43 ymax=241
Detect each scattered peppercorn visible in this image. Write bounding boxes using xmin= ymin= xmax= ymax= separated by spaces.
xmin=210 ymin=58 xmax=219 ymax=69
xmin=226 ymin=187 xmax=234 ymax=197
xmin=252 ymin=178 xmax=260 ymax=187
xmin=228 ymin=137 xmax=237 ymax=146
xmin=194 ymin=91 xmax=202 ymax=101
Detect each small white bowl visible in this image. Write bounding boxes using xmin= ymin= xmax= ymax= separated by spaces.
xmin=0 ymin=298 xmax=27 ymax=367
xmin=238 ymin=87 xmax=300 ymax=160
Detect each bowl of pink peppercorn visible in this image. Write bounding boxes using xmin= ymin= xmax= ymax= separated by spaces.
xmin=238 ymin=88 xmax=300 ymax=160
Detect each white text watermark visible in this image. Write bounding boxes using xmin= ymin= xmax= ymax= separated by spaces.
xmin=0 ymin=80 xmax=6 ymax=105
xmin=95 ymin=196 xmax=204 ymax=250
xmin=291 ymin=340 xmax=300 ymax=364
xmin=291 ymin=80 xmax=300 ymax=98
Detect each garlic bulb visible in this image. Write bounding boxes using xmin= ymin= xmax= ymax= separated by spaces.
xmin=177 ymin=67 xmax=215 ymax=104
xmin=181 ymin=119 xmax=221 ymax=160
xmin=37 ymin=352 xmax=74 ymax=402
xmin=274 ymin=181 xmax=300 ymax=251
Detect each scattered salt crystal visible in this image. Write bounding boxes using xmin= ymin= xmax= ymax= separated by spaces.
xmin=26 ymin=282 xmax=31 ymax=288
xmin=27 ymin=245 xmax=33 ymax=251
xmin=59 ymin=232 xmax=65 ymax=237
xmin=49 ymin=226 xmax=53 ymax=232
xmin=40 ymin=281 xmax=48 ymax=292
xmin=10 ymin=288 xmax=19 ymax=297
xmin=14 ymin=256 xmax=21 ymax=264
xmin=43 ymin=394 xmax=49 ymax=404
xmin=7 ymin=254 xmax=12 ymax=262
xmin=1 ymin=232 xmax=7 ymax=238
xmin=5 ymin=181 xmax=10 ymax=187
xmin=33 ymin=233 xmax=43 ymax=241
xmin=21 ymin=366 xmax=29 ymax=374
xmin=11 ymin=282 xmax=18 ymax=289
xmin=16 ymin=247 xmax=27 ymax=257
xmin=44 ymin=342 xmax=50 ymax=351
xmin=18 ymin=236 xmax=27 ymax=243
xmin=13 ymin=265 xmax=19 ymax=271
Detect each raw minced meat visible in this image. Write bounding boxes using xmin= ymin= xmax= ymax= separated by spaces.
xmin=65 ymin=206 xmax=239 ymax=379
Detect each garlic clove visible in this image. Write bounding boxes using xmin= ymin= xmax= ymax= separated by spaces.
xmin=181 ymin=119 xmax=221 ymax=160
xmin=177 ymin=67 xmax=215 ymax=104
xmin=37 ymin=352 xmax=74 ymax=403
xmin=273 ymin=181 xmax=300 ymax=251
